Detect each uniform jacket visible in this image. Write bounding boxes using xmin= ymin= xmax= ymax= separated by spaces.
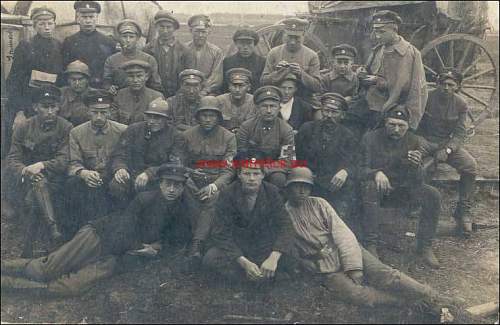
xmin=59 ymin=86 xmax=96 ymax=126
xmin=144 ymin=38 xmax=196 ymax=98
xmin=185 ymin=41 xmax=224 ymax=95
xmin=210 ymin=180 xmax=295 ymax=261
xmin=261 ymin=44 xmax=321 ymax=93
xmin=167 ymin=93 xmax=201 ymax=131
xmin=7 ymin=115 xmax=72 ymax=178
xmin=183 ymin=125 xmax=237 ymax=189
xmin=222 ymin=52 xmax=266 ymax=93
xmin=320 ymin=70 xmax=359 ymax=97
xmin=91 ymin=190 xmax=195 ymax=256
xmin=296 ymin=120 xmax=359 ymax=189
xmin=62 ymin=30 xmax=118 ymax=88
xmin=237 ymin=116 xmax=295 ymax=159
xmin=417 ymin=89 xmax=468 ymax=152
xmin=6 ymin=34 xmax=64 ymax=116
xmin=278 ymin=96 xmax=313 ymax=131
xmin=111 ymin=86 xmax=163 ymax=125
xmin=216 ymin=93 xmax=256 ymax=132
xmin=360 ymin=128 xmax=430 ymax=187
xmin=68 ymin=120 xmax=127 ymax=178
xmin=286 ymin=197 xmax=362 ymax=274
xmin=111 ymin=121 xmax=185 ymax=180
xmin=103 ymin=49 xmax=162 ymax=91
xmin=366 ymin=36 xmax=428 ymax=129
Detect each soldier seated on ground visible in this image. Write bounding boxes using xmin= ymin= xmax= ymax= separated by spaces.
xmin=237 ymin=86 xmax=295 ymax=189
xmin=202 ymin=155 xmax=296 ymax=283
xmin=296 ymin=93 xmax=360 ymax=231
xmin=360 ymin=104 xmax=441 ymax=268
xmin=277 ymin=73 xmax=313 ymax=132
xmin=5 ymin=85 xmax=73 ymax=257
xmin=1 ymin=165 xmax=197 ymax=297
xmin=285 ymin=167 xmax=463 ymax=310
xmin=66 ymin=89 xmax=127 ymax=234
xmin=109 ymin=98 xmax=185 ymax=205
xmin=60 ymin=60 xmax=95 ymax=126
xmin=103 ymin=19 xmax=162 ymax=94
xmin=216 ymin=68 xmax=257 ymax=133
xmin=111 ymin=60 xmax=164 ymax=125
xmin=417 ymin=69 xmax=478 ymax=238
xmin=182 ymin=96 xmax=237 ymax=259
xmin=167 ymin=69 xmax=205 ymax=131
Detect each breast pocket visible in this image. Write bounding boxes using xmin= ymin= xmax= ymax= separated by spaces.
xmin=204 ymin=143 xmax=227 ymax=161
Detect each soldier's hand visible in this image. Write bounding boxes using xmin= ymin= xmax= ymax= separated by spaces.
xmin=346 ymin=270 xmax=364 ymax=285
xmin=108 ymin=85 xmax=118 ymax=96
xmin=134 ymin=172 xmax=149 ymax=190
xmin=260 ymin=251 xmax=281 ymax=279
xmin=196 ymin=183 xmax=218 ymax=201
xmin=330 ymin=169 xmax=348 ymax=192
xmin=289 ymin=63 xmax=303 ymax=77
xmin=127 ymin=243 xmax=158 ymax=257
xmin=238 ymin=257 xmax=264 ymax=281
xmin=375 ymin=171 xmax=392 ymax=195
xmin=22 ymin=162 xmax=45 ymax=177
xmin=375 ymin=76 xmax=387 ymax=90
xmin=80 ymin=170 xmax=102 ymax=188
xmin=275 ymin=60 xmax=289 ymax=69
xmin=434 ymin=149 xmax=448 ymax=163
xmin=114 ymin=168 xmax=130 ymax=184
xmin=407 ymin=150 xmax=423 ymax=166
xmin=13 ymin=111 xmax=27 ymax=130
xmin=31 ymin=173 xmax=45 ymax=183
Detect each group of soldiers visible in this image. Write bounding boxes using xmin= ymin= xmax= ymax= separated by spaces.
xmin=1 ymin=1 xmax=478 ymax=312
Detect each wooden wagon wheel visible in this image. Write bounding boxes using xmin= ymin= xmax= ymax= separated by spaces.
xmin=227 ymin=22 xmax=332 ymax=69
xmin=421 ymin=34 xmax=498 ymax=136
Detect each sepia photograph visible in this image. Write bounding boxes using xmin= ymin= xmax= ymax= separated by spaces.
xmin=1 ymin=1 xmax=499 ymax=323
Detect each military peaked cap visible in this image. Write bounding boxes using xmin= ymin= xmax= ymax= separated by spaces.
xmin=84 ymin=89 xmax=113 ymax=108
xmin=74 ymin=1 xmax=101 ymax=13
xmin=254 ymin=86 xmax=282 ymax=104
xmin=31 ymin=6 xmax=56 ymax=21
xmin=154 ymin=10 xmax=180 ymax=29
xmin=233 ymin=28 xmax=259 ymax=45
xmin=372 ymin=10 xmax=403 ymax=26
xmin=32 ymin=85 xmax=61 ymax=103
xmin=332 ymin=44 xmax=358 ymax=58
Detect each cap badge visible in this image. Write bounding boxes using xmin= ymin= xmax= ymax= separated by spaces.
xmin=85 ymin=4 xmax=90 ymax=8
xmin=250 ymin=158 xmax=256 ymax=163
xmin=291 ymin=24 xmax=296 ymax=28
xmin=44 ymin=93 xmax=50 ymax=97
xmin=397 ymin=111 xmax=402 ymax=116
xmin=341 ymin=49 xmax=346 ymax=54
xmin=98 ymin=98 xmax=103 ymax=102
xmin=266 ymin=91 xmax=271 ymax=95
xmin=189 ymin=75 xmax=194 ymax=79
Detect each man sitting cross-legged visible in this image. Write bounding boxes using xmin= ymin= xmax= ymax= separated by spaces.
xmin=1 ymin=165 xmax=198 ymax=296
xmin=285 ymin=166 xmax=462 ymax=310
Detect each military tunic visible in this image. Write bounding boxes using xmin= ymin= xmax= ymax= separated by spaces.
xmin=321 ymin=70 xmax=359 ymax=97
xmin=261 ymin=44 xmax=321 ymax=93
xmin=62 ymin=30 xmax=118 ymax=88
xmin=366 ymin=37 xmax=427 ymax=129
xmin=111 ymin=87 xmax=163 ymax=125
xmin=102 ymin=50 xmax=162 ymax=91
xmin=143 ymin=38 xmax=196 ymax=98
xmin=185 ymin=41 xmax=224 ymax=95
xmin=59 ymin=86 xmax=96 ymax=126
xmin=167 ymin=93 xmax=202 ymax=131
xmin=216 ymin=93 xmax=256 ymax=132
xmin=222 ymin=52 xmax=266 ymax=93
xmin=183 ymin=125 xmax=237 ymax=190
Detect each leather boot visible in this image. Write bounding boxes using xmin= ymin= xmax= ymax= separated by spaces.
xmin=1 ymin=258 xmax=32 ymax=276
xmin=32 ymin=181 xmax=63 ymax=244
xmin=362 ymin=202 xmax=380 ymax=259
xmin=188 ymin=240 xmax=203 ymax=260
xmin=453 ymin=173 xmax=475 ymax=238
xmin=416 ymin=245 xmax=440 ymax=269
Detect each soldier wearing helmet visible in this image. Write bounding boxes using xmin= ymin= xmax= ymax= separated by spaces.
xmin=182 ymin=96 xmax=237 ymax=260
xmin=60 ymin=60 xmax=96 ymax=126
xmin=109 ymin=98 xmax=186 ymax=204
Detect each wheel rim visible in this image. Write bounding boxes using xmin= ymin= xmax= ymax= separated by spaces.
xmin=421 ymin=34 xmax=498 ymax=134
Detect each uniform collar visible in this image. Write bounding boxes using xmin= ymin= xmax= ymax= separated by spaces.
xmin=380 ymin=36 xmax=408 ymax=56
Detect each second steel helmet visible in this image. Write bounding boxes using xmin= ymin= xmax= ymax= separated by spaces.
xmin=286 ymin=167 xmax=315 ymax=186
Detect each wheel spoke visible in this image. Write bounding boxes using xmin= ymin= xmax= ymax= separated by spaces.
xmin=448 ymin=40 xmax=454 ymax=67
xmin=461 ymin=84 xmax=496 ymax=90
xmin=423 ymin=64 xmax=438 ymax=76
xmin=463 ymin=67 xmax=495 ymax=82
xmin=433 ymin=46 xmax=446 ymax=69
xmin=459 ymin=89 xmax=490 ymax=107
xmin=462 ymin=55 xmax=483 ymax=76
xmin=457 ymin=42 xmax=474 ymax=70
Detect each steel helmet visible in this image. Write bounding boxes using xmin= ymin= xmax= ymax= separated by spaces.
xmin=286 ymin=167 xmax=315 ymax=186
xmin=195 ymin=96 xmax=223 ymax=122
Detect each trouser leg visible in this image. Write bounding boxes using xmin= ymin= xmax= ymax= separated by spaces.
xmin=361 ymin=180 xmax=381 ymax=247
xmin=24 ymin=225 xmax=102 ymax=282
xmin=202 ymin=247 xmax=243 ymax=281
xmin=108 ymin=177 xmax=133 ymax=209
xmin=411 ymin=185 xmax=440 ymax=250
xmin=361 ymin=247 xmax=436 ymax=300
xmin=28 ymin=178 xmax=63 ymax=243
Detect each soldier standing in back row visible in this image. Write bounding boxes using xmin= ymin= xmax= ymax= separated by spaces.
xmin=261 ymin=18 xmax=321 ymax=95
xmin=5 ymin=85 xmax=73 ymax=257
xmin=185 ymin=15 xmax=225 ymax=96
xmin=5 ymin=6 xmax=64 ymax=156
xmin=111 ymin=60 xmax=164 ymax=125
xmin=61 ymin=1 xmax=118 ymax=88
xmin=144 ymin=10 xmax=195 ymax=98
